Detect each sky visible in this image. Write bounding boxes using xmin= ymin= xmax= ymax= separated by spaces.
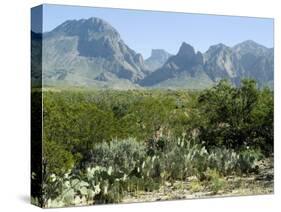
xmin=34 ymin=4 xmax=273 ymax=59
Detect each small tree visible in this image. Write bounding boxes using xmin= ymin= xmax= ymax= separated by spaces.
xmin=197 ymin=79 xmax=267 ymax=150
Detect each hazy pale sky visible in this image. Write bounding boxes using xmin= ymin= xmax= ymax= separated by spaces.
xmin=37 ymin=4 xmax=273 ymax=59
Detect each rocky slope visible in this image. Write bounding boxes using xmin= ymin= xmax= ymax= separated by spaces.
xmin=41 ymin=17 xmax=147 ymax=88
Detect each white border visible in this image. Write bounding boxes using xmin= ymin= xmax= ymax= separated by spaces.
xmin=0 ymin=0 xmax=280 ymax=211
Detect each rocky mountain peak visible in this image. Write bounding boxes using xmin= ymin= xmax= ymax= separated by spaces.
xmin=235 ymin=40 xmax=264 ymax=48
xmin=52 ymin=17 xmax=120 ymax=38
xmin=207 ymin=43 xmax=230 ymax=53
xmin=177 ymin=42 xmax=196 ymax=58
xmin=233 ymin=40 xmax=269 ymax=57
xmin=42 ymin=17 xmax=147 ymax=84
xmin=150 ymin=49 xmax=171 ymax=60
xmin=144 ymin=49 xmax=172 ymax=71
xmin=172 ymin=42 xmax=203 ymax=68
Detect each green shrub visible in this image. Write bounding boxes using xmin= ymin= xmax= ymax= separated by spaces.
xmin=237 ymin=149 xmax=262 ymax=174
xmin=43 ymin=140 xmax=74 ymax=177
xmin=204 ymin=169 xmax=226 ymax=194
xmin=189 ymin=179 xmax=204 ymax=193
xmin=198 ymin=79 xmax=273 ymax=153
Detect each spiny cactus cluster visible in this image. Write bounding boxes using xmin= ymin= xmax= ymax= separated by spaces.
xmin=42 ymin=137 xmax=262 ymax=207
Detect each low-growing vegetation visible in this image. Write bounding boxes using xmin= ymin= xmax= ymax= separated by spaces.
xmin=31 ymin=79 xmax=274 ymax=207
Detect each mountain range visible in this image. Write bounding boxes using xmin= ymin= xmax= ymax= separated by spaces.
xmin=31 ymin=17 xmax=274 ymax=89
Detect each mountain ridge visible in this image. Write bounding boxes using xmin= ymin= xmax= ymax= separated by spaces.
xmin=32 ymin=17 xmax=274 ymax=89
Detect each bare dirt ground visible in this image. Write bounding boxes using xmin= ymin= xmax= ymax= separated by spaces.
xmin=122 ymin=158 xmax=274 ymax=203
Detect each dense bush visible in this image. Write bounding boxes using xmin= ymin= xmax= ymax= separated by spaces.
xmin=37 ymin=79 xmax=273 ymax=206
xmin=198 ymin=79 xmax=273 ymax=154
